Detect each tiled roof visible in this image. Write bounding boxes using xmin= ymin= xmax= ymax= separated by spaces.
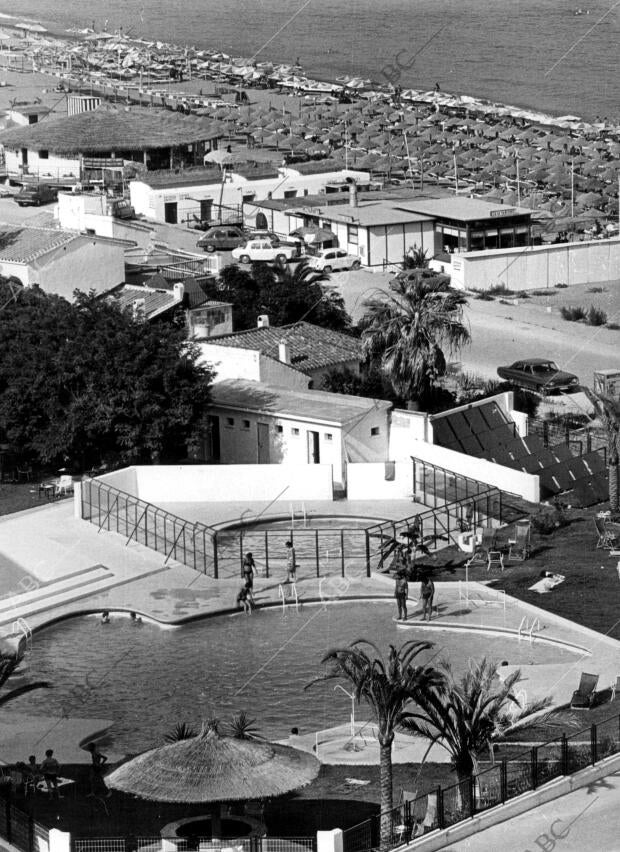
xmin=210 ymin=379 xmax=390 ymax=424
xmin=0 ymin=225 xmax=79 ymax=263
xmin=114 ymin=285 xmax=179 ymax=319
xmin=209 ymin=321 xmax=361 ymax=372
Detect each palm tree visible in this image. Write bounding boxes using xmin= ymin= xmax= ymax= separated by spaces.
xmin=582 ymin=387 xmax=620 ymax=511
xmin=360 ymin=269 xmax=470 ymax=408
xmin=402 ymin=247 xmax=430 ymax=270
xmin=0 ymin=653 xmax=49 ymax=708
xmin=227 ymin=711 xmax=263 ymax=740
xmin=164 ymin=722 xmax=197 ymax=743
xmin=401 ymin=658 xmax=521 ymax=806
xmin=308 ymin=640 xmax=442 ymax=850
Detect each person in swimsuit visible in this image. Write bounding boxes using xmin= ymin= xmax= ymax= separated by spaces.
xmin=242 ymin=552 xmax=256 ymax=603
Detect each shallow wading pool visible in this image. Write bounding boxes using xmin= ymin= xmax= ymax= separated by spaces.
xmin=16 ymin=602 xmax=580 ymax=753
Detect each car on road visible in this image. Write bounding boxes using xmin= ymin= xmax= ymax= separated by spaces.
xmin=497 ymin=358 xmax=580 ymax=393
xmin=232 ymin=238 xmax=300 ymax=265
xmin=306 ymin=248 xmax=362 ymax=273
xmin=14 ymin=184 xmax=58 ymax=207
xmin=196 ymin=226 xmax=247 ymax=253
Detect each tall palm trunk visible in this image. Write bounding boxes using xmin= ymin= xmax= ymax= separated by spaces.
xmin=379 ymin=738 xmax=394 ymax=851
xmin=609 ymin=453 xmax=619 ymax=513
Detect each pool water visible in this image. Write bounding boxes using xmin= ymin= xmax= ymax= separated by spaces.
xmin=17 ymin=603 xmax=579 ymax=753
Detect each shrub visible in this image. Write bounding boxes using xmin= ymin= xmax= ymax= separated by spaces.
xmin=560 ymin=305 xmax=587 ymax=322
xmin=474 ymin=291 xmax=495 ymax=301
xmin=587 ymin=304 xmax=607 ymax=326
xmin=531 ymin=500 xmax=570 ymax=535
xmin=555 ymin=282 xmax=568 ymax=289
xmin=587 ymin=286 xmax=604 ymax=293
xmin=607 ymin=322 xmax=620 ymax=330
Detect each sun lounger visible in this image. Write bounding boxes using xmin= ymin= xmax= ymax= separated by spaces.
xmin=570 ymin=672 xmax=599 ymax=708
xmin=595 ymin=516 xmax=616 ymax=549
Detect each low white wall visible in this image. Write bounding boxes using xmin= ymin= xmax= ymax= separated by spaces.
xmin=389 ymin=409 xmax=429 ymax=458
xmin=347 ymin=461 xmax=413 ymax=500
xmin=97 ymin=467 xmax=138 ymax=495
xmin=450 ymin=237 xmax=620 ymax=291
xmin=134 ymin=464 xmax=334 ymax=503
xmin=510 ymin=408 xmax=529 ymax=438
xmin=410 ymin=440 xmax=540 ymax=502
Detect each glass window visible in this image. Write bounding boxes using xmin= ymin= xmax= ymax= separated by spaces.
xmin=371 ymin=427 xmax=380 ymax=436
xmin=347 ymin=224 xmax=358 ymax=245
xmin=242 ymin=419 xmax=250 ymax=429
xmin=325 ymin=433 xmax=333 ymax=440
xmin=291 ymin=427 xmax=300 ymax=436
xmin=276 ymin=425 xmax=283 ymax=433
xmin=226 ymin=417 xmax=234 ymax=427
xmin=470 ymin=231 xmax=484 ymax=251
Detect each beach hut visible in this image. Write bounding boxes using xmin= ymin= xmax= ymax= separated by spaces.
xmin=106 ymin=724 xmax=320 ymax=837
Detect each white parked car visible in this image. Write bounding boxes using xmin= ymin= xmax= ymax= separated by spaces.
xmin=232 ymin=238 xmax=300 ymax=265
xmin=306 ymin=248 xmax=361 ymax=273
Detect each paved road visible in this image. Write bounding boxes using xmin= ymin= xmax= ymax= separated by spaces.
xmin=446 ymin=770 xmax=620 ymax=851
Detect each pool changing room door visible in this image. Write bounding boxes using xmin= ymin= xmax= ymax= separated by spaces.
xmin=307 ymin=430 xmax=320 ymax=464
xmin=257 ymin=422 xmax=270 ymax=464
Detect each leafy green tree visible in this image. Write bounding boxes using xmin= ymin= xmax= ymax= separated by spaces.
xmin=215 ymin=261 xmax=351 ymax=331
xmin=0 ymin=281 xmax=213 ymax=469
xmin=402 ymin=658 xmax=521 ymax=798
xmin=308 ymin=640 xmax=442 ymax=851
xmin=320 ymin=365 xmax=397 ymax=403
xmin=360 ymin=269 xmax=470 ymax=408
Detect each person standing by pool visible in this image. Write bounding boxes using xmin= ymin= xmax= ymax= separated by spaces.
xmin=394 ymin=570 xmax=408 ymax=621
xmin=420 ymin=574 xmax=435 ymax=621
xmin=40 ymin=749 xmax=61 ymax=799
xmin=285 ymin=540 xmax=297 ymax=584
xmin=86 ymin=742 xmax=110 ymax=797
xmin=242 ymin=552 xmax=256 ymax=603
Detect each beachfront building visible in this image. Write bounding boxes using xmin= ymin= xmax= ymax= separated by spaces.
xmin=198 ymin=319 xmax=363 ymax=389
xmin=128 ymin=160 xmax=372 ymax=229
xmin=204 ymin=379 xmax=391 ymax=490
xmin=0 ymin=106 xmax=222 ymax=186
xmin=286 ymin=190 xmax=532 ymax=269
xmin=0 ymin=224 xmax=126 ymax=295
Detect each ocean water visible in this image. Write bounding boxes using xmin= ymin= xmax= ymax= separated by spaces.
xmin=0 ymin=0 xmax=617 ymax=121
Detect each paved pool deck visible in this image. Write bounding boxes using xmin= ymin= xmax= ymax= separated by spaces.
xmin=1 ymin=499 xmax=619 ymax=765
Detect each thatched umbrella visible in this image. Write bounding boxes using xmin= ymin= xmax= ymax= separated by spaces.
xmin=107 ymin=726 xmax=320 ymax=836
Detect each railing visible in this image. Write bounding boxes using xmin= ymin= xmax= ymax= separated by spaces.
xmin=365 ymin=488 xmax=503 ymax=570
xmin=81 ymin=478 xmax=219 ymax=577
xmin=528 ymin=418 xmax=608 ymax=459
xmin=72 ymin=838 xmax=315 ymax=852
xmin=411 ymin=457 xmax=494 ymax=510
xmin=0 ymin=793 xmax=50 ymax=852
xmin=342 ymin=711 xmax=620 ymax=851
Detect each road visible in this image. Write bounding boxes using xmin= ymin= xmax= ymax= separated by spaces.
xmin=334 ymin=270 xmax=620 ymax=392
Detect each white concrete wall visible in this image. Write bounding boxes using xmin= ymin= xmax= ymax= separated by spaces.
xmin=389 ymin=409 xmax=430 ymax=458
xmin=450 ymin=237 xmax=620 ymax=291
xmin=4 ymin=147 xmax=81 ymax=180
xmin=347 ymin=461 xmax=413 ymax=499
xmin=97 ymin=467 xmax=138 ymax=495
xmin=130 ymin=168 xmax=370 ymax=224
xmin=135 ymin=463 xmax=334 ymax=502
xmin=344 ymin=406 xmax=391 ymax=463
xmin=209 ymin=405 xmax=346 ymax=486
xmin=409 ymin=439 xmax=540 ymax=502
xmin=196 ymin=344 xmax=310 ymax=389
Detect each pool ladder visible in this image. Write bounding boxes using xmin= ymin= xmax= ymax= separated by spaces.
xmin=278 ymin=582 xmax=299 ymax=613
xmin=518 ymin=615 xmax=541 ymax=644
xmin=12 ymin=617 xmax=32 ymax=653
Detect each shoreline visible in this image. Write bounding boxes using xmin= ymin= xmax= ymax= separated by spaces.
xmin=0 ymin=14 xmax=614 ymax=136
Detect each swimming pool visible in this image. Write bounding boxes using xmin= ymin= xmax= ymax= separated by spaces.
xmin=16 ymin=602 xmax=580 ymax=754
xmin=214 ymin=515 xmax=385 ymax=578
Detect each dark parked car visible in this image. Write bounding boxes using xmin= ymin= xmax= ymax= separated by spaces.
xmin=497 ymin=359 xmax=580 ymax=393
xmin=14 ymin=184 xmax=58 ymax=207
xmin=196 ymin=226 xmax=247 ymax=253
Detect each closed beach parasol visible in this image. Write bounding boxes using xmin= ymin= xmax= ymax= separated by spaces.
xmin=106 ymin=725 xmax=320 ymax=804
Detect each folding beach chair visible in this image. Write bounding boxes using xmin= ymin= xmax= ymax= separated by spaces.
xmin=508 ymin=519 xmax=531 ymax=561
xmin=465 ymin=526 xmax=497 ymax=569
xmin=570 ymin=672 xmax=599 ymax=708
xmin=594 ymin=516 xmax=616 ymax=549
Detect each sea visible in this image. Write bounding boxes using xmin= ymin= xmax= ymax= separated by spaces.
xmin=0 ymin=0 xmax=617 ymax=122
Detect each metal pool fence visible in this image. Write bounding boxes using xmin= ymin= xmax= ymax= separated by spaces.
xmin=341 ymin=710 xmax=620 ymax=851
xmin=81 ymin=478 xmax=506 ymax=581
xmin=71 ymin=838 xmax=315 ymax=852
xmin=0 ymin=795 xmax=49 ymax=852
